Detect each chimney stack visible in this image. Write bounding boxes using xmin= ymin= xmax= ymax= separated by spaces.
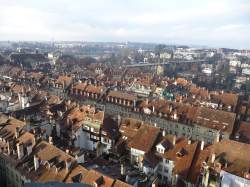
xmin=49 ymin=136 xmax=53 ymax=145
xmin=152 ymin=106 xmax=155 ymax=113
xmin=211 ymin=153 xmax=216 ymax=163
xmin=215 ymin=132 xmax=220 ymax=143
xmin=7 ymin=141 xmax=11 ymax=155
xmin=117 ymin=114 xmax=121 ymax=127
xmin=34 ymin=154 xmax=40 ymax=171
xmin=169 ymin=104 xmax=173 ymax=112
xmin=162 ymin=130 xmax=166 ymax=137
xmin=200 ymin=140 xmax=205 ymax=150
xmin=121 ymin=163 xmax=125 ymax=176
xmin=173 ymin=135 xmax=176 ymax=146
xmin=17 ymin=142 xmax=24 ymax=159
xmin=224 ymin=160 xmax=228 ymax=168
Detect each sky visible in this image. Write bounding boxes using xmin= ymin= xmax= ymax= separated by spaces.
xmin=0 ymin=0 xmax=250 ymax=49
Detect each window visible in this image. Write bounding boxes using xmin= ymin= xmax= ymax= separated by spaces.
xmin=157 ymin=147 xmax=164 ymax=153
xmin=163 ymin=176 xmax=168 ymax=182
xmin=158 ymin=165 xmax=162 ymax=170
xmin=164 ymin=168 xmax=169 ymax=173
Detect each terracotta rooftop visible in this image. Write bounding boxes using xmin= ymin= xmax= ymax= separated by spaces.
xmin=85 ymin=84 xmax=104 ymax=94
xmin=128 ymin=124 xmax=160 ymax=153
xmin=62 ymin=105 xmax=104 ymax=130
xmin=119 ymin=118 xmax=142 ymax=143
xmin=187 ymin=144 xmax=211 ymax=184
xmin=65 ymin=165 xmax=88 ymax=183
xmin=81 ymin=169 xmax=114 ymax=187
xmin=193 ymin=107 xmax=236 ymax=133
xmin=26 ymin=141 xmax=76 ymax=183
xmin=47 ymin=95 xmax=62 ymax=105
xmin=73 ymin=82 xmax=87 ymax=91
xmin=209 ymin=140 xmax=250 ymax=178
xmin=0 ymin=114 xmax=9 ymax=125
xmin=16 ymin=131 xmax=36 ymax=147
xmin=155 ymin=135 xmax=199 ymax=181
xmin=113 ymin=179 xmax=133 ymax=187
xmin=211 ymin=92 xmax=239 ymax=108
xmin=55 ymin=75 xmax=73 ymax=86
xmin=108 ymin=90 xmax=137 ymax=101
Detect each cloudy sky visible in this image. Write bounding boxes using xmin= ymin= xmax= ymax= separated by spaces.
xmin=0 ymin=0 xmax=250 ymax=49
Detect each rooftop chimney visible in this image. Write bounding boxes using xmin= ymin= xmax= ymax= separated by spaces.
xmin=162 ymin=130 xmax=166 ymax=137
xmin=117 ymin=114 xmax=121 ymax=127
xmin=215 ymin=132 xmax=220 ymax=143
xmin=49 ymin=136 xmax=53 ymax=145
xmin=17 ymin=142 xmax=24 ymax=159
xmin=121 ymin=163 xmax=125 ymax=176
xmin=168 ymin=104 xmax=173 ymax=112
xmin=224 ymin=161 xmax=228 ymax=168
xmin=211 ymin=153 xmax=216 ymax=164
xmin=200 ymin=140 xmax=205 ymax=150
xmin=34 ymin=154 xmax=40 ymax=171
xmin=173 ymin=135 xmax=176 ymax=146
xmin=7 ymin=141 xmax=11 ymax=155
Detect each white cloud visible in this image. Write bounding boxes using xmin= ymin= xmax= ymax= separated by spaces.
xmin=0 ymin=0 xmax=249 ymax=48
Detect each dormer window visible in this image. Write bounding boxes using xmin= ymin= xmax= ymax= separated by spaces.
xmin=176 ymin=148 xmax=186 ymax=157
xmin=158 ymin=148 xmax=163 ymax=153
xmin=72 ymin=173 xmax=82 ymax=183
xmin=156 ymin=144 xmax=165 ymax=154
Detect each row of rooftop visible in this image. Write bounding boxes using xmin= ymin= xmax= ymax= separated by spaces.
xmin=0 ymin=58 xmax=250 ymax=187
xmin=0 ymin=112 xmax=250 ymax=187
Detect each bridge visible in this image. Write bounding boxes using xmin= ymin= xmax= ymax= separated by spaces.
xmin=126 ymin=59 xmax=207 ymax=67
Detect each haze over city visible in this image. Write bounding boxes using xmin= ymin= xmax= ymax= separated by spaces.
xmin=0 ymin=0 xmax=250 ymax=49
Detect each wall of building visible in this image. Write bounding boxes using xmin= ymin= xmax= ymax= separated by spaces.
xmin=104 ymin=103 xmax=224 ymax=144
xmin=220 ymin=170 xmax=250 ymax=187
xmin=157 ymin=158 xmax=174 ymax=185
